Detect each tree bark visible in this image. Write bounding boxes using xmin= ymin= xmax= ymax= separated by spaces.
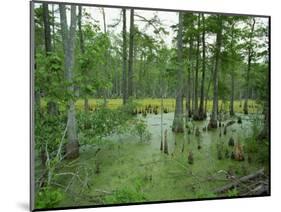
xmin=186 ymin=38 xmax=193 ymax=121
xmin=230 ymin=71 xmax=235 ymax=116
xmin=214 ymin=168 xmax=265 ymax=194
xmin=102 ymin=8 xmax=109 ymax=106
xmin=52 ymin=4 xmax=55 ymax=49
xmin=229 ymin=22 xmax=235 ymax=116
xmin=243 ymin=18 xmax=256 ymax=115
xmin=258 ymin=97 xmax=269 ymax=140
xmin=258 ymin=57 xmax=269 ymax=141
xmin=193 ymin=14 xmax=200 ymax=120
xmin=43 ymin=3 xmax=52 ymax=53
xmin=191 ymin=42 xmax=195 ymax=114
xmin=122 ymin=9 xmax=128 ymax=105
xmin=205 ymin=74 xmax=212 ymax=114
xmin=78 ymin=6 xmax=89 ymax=112
xmin=128 ymin=9 xmax=134 ymax=98
xmin=60 ymin=5 xmax=79 ymax=159
xmin=172 ymin=12 xmax=184 ymax=133
xmin=43 ymin=3 xmax=59 ymax=116
xmin=198 ymin=14 xmax=206 ymax=120
xmin=209 ymin=15 xmax=223 ymax=129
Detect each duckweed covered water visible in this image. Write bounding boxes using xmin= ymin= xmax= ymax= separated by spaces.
xmin=56 ymin=112 xmax=265 ymax=207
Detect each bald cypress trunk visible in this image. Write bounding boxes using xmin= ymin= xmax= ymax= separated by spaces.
xmin=60 ymin=5 xmax=79 ymax=159
xmin=198 ymin=14 xmax=206 ymax=120
xmin=193 ymin=14 xmax=200 ymax=120
xmin=230 ymin=71 xmax=235 ymax=116
xmin=229 ymin=22 xmax=235 ymax=116
xmin=43 ymin=3 xmax=58 ymax=116
xmin=258 ymin=95 xmax=269 ymax=140
xmin=186 ymin=38 xmax=193 ymax=121
xmin=102 ymin=8 xmax=109 ymax=106
xmin=122 ymin=9 xmax=128 ymax=105
xmin=78 ymin=6 xmax=89 ymax=112
xmin=244 ymin=18 xmax=256 ymax=115
xmin=229 ymin=31 xmax=235 ymax=115
xmin=209 ymin=16 xmax=223 ymax=129
xmin=43 ymin=3 xmax=52 ymax=53
xmin=52 ymin=4 xmax=55 ymax=49
xmin=258 ymin=28 xmax=269 ymax=141
xmin=128 ymin=9 xmax=134 ymax=98
xmin=172 ymin=12 xmax=184 ymax=133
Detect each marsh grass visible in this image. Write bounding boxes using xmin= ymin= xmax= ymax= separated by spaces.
xmin=40 ymin=98 xmax=261 ymax=114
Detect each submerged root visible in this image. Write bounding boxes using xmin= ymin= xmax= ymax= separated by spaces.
xmin=208 ymin=120 xmax=218 ymax=129
xmin=188 ymin=151 xmax=194 ymax=165
xmin=164 ymin=129 xmax=169 ymax=155
xmin=160 ymin=138 xmax=163 ymax=151
xmin=233 ymin=143 xmax=245 ymax=161
xmin=195 ymin=127 xmax=200 ymax=137
xmin=228 ymin=137 xmax=235 ymax=146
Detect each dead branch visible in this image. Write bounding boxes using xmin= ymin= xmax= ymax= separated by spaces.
xmin=244 ymin=184 xmax=269 ymax=196
xmin=56 ymin=119 xmax=69 ymax=159
xmin=214 ymin=168 xmax=265 ymax=194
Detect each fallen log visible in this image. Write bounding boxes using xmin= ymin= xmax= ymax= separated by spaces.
xmin=243 ymin=184 xmax=269 ymax=196
xmin=95 ymin=189 xmax=113 ymax=195
xmin=225 ymin=120 xmax=235 ymax=127
xmin=214 ymin=168 xmax=265 ymax=194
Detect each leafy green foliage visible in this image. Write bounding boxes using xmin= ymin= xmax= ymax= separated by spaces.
xmin=35 ymin=111 xmax=66 ymax=155
xmin=104 ymin=178 xmax=146 ymax=203
xmin=227 ymin=188 xmax=239 ymax=197
xmin=77 ymin=106 xmax=134 ymax=144
xmin=104 ymin=187 xmax=146 ymax=203
xmin=36 ymin=187 xmax=64 ymax=209
xmin=130 ymin=119 xmax=152 ymax=143
xmin=244 ymin=113 xmax=269 ymax=165
xmin=244 ymin=136 xmax=269 ymax=165
xmin=195 ymin=189 xmax=216 ymax=199
xmin=33 ymin=3 xmax=269 ymax=207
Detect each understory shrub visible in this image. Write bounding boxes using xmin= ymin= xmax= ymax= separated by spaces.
xmin=36 ymin=187 xmax=64 ymax=209
xmin=130 ymin=119 xmax=152 ymax=143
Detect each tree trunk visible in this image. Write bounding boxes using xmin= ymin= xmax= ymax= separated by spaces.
xmin=160 ymin=63 xmax=164 ymax=152
xmin=243 ymin=18 xmax=256 ymax=115
xmin=229 ymin=22 xmax=235 ymax=116
xmin=204 ymin=77 xmax=211 ymax=114
xmin=258 ymin=57 xmax=269 ymax=141
xmin=113 ymin=59 xmax=118 ymax=97
xmin=198 ymin=14 xmax=206 ymax=120
xmin=60 ymin=5 xmax=79 ymax=159
xmin=128 ymin=9 xmax=134 ymax=98
xmin=186 ymin=38 xmax=193 ymax=121
xmin=243 ymin=47 xmax=252 ymax=115
xmin=214 ymin=168 xmax=265 ymax=194
xmin=43 ymin=3 xmax=58 ymax=116
xmin=258 ymin=99 xmax=269 ymax=140
xmin=209 ymin=16 xmax=223 ymax=129
xmin=172 ymin=12 xmax=184 ymax=133
xmin=102 ymin=8 xmax=109 ymax=106
xmin=43 ymin=3 xmax=52 ymax=53
xmin=78 ymin=6 xmax=89 ymax=112
xmin=230 ymin=71 xmax=235 ymax=116
xmin=193 ymin=14 xmax=200 ymax=120
xmin=122 ymin=9 xmax=128 ymax=105
xmin=52 ymin=4 xmax=55 ymax=49
xmin=205 ymin=58 xmax=214 ymax=114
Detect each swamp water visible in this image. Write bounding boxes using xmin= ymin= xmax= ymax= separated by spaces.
xmin=57 ymin=112 xmax=264 ymax=207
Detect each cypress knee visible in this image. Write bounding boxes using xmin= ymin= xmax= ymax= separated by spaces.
xmin=164 ymin=129 xmax=169 ymax=155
